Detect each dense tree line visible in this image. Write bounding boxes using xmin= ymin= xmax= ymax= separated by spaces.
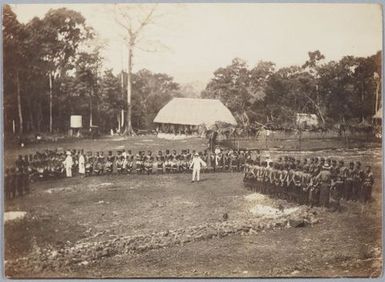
xmin=4 ymin=4 xmax=382 ymax=136
xmin=3 ymin=5 xmax=181 ymax=136
xmin=202 ymin=50 xmax=382 ymax=129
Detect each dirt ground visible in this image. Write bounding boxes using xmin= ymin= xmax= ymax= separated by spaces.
xmin=3 ymin=137 xmax=383 ymax=278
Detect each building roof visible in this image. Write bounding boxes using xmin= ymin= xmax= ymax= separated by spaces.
xmin=153 ymin=98 xmax=237 ymax=126
xmin=373 ymin=107 xmax=383 ymax=119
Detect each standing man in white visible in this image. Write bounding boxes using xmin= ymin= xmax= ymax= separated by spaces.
xmin=190 ymin=152 xmax=207 ymax=182
xmin=78 ymin=150 xmax=85 ymax=178
xmin=214 ymin=145 xmax=221 ymax=166
xmin=63 ymin=151 xmax=73 ymax=177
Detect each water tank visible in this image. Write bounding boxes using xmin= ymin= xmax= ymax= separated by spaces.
xmin=70 ymin=115 xmax=82 ymax=128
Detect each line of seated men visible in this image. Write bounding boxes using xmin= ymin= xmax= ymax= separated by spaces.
xmin=84 ymin=148 xmax=250 ymax=176
xmin=6 ymin=148 xmax=253 ymax=195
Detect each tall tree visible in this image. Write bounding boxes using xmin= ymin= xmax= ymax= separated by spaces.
xmin=3 ymin=4 xmax=26 ymax=134
xmin=247 ymin=61 xmax=275 ymax=122
xmin=301 ymin=50 xmax=326 ymax=124
xmin=113 ymin=4 xmax=158 ymax=135
xmin=132 ymin=69 xmax=180 ymax=129
xmin=71 ymin=51 xmax=102 ymax=128
xmin=25 ymin=8 xmax=93 ymax=132
xmin=202 ymin=58 xmax=252 ymax=123
xmin=99 ymin=70 xmax=125 ymax=131
xmin=264 ymin=66 xmax=303 ymax=123
xmin=351 ymin=55 xmax=378 ymax=121
xmin=202 ymin=58 xmax=275 ymax=126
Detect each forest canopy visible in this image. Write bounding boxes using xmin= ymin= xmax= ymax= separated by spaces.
xmin=3 ymin=5 xmax=382 ymax=135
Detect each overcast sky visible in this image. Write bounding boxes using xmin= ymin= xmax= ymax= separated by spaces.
xmin=11 ymin=3 xmax=383 ymax=89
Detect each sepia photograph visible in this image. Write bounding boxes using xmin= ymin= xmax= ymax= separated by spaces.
xmin=2 ymin=2 xmax=383 ymax=278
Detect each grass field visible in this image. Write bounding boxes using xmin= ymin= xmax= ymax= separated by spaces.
xmin=3 ymin=136 xmax=383 ymax=278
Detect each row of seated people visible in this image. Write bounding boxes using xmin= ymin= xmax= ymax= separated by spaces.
xmin=7 ymin=148 xmax=254 ymax=186
xmin=82 ymin=149 xmax=250 ymax=175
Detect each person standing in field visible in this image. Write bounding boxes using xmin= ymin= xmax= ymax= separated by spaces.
xmin=63 ymin=151 xmax=73 ymax=177
xmin=78 ymin=150 xmax=85 ymax=178
xmin=361 ymin=166 xmax=374 ymax=202
xmin=190 ymin=152 xmax=207 ymax=182
xmin=316 ymin=162 xmax=332 ymax=207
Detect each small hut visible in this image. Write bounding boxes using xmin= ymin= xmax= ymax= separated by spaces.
xmin=69 ymin=115 xmax=82 ymax=137
xmin=296 ymin=113 xmax=319 ymax=128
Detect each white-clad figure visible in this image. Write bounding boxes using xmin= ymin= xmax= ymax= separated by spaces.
xmin=78 ymin=151 xmax=85 ymax=177
xmin=265 ymin=153 xmax=272 ymax=165
xmin=214 ymin=146 xmax=221 ymax=166
xmin=190 ymin=153 xmax=207 ymax=182
xmin=63 ymin=151 xmax=73 ymax=177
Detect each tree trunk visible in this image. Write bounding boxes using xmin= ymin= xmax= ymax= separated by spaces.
xmin=121 ymin=110 xmax=124 ymax=130
xmin=117 ymin=113 xmax=121 ymax=132
xmin=375 ymin=76 xmax=380 ymax=114
xmin=89 ymin=93 xmax=93 ymax=129
xmin=37 ymin=98 xmax=42 ymax=132
xmin=29 ymin=96 xmax=35 ymax=132
xmin=16 ymin=70 xmax=23 ymax=135
xmin=304 ymin=94 xmax=325 ymax=125
xmin=49 ymin=73 xmax=53 ymax=133
xmin=361 ymin=81 xmax=365 ymax=122
xmin=124 ymin=41 xmax=135 ymax=136
xmin=120 ymin=71 xmax=125 ymax=133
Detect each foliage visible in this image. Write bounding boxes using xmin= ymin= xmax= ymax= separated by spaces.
xmin=202 ymin=58 xmax=251 ymax=114
xmin=202 ymin=51 xmax=381 ymax=128
xmin=3 ymin=6 xmax=180 ymax=134
xmin=3 ymin=5 xmax=94 ymax=133
xmin=3 ymin=4 xmax=25 ymax=128
xmin=98 ymin=70 xmax=125 ymax=130
xmin=3 ymin=4 xmax=381 ymax=135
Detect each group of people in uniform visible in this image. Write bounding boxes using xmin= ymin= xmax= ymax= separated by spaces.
xmin=6 ymin=147 xmax=376 ymax=209
xmin=4 ymin=155 xmax=31 ymax=200
xmin=243 ymin=155 xmax=375 ymax=209
xmin=5 ymin=147 xmax=253 ymax=199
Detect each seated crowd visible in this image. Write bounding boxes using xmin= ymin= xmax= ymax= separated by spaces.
xmin=243 ymin=156 xmax=375 ymax=209
xmin=5 ymin=147 xmax=252 ymax=200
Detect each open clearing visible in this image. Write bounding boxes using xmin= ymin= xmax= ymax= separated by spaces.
xmin=4 ymin=138 xmax=383 ymax=278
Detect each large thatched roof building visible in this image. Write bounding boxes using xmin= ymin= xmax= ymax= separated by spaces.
xmin=154 ymin=98 xmax=237 ymax=128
